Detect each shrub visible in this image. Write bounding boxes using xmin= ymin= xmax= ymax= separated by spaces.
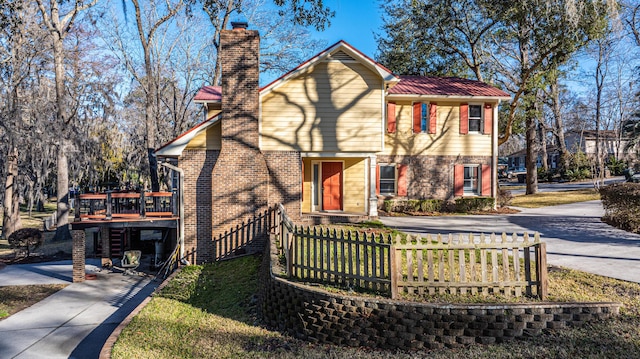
xmin=419 ymin=199 xmax=443 ymax=212
xmin=407 ymin=199 xmax=421 ymax=211
xmin=600 ymin=183 xmax=640 ymax=233
xmin=383 ymin=200 xmax=394 ymax=213
xmin=454 ymin=197 xmax=495 ymax=212
xmin=607 ymin=156 xmax=627 ymax=176
xmin=497 ymin=188 xmax=513 ymax=207
xmin=8 ymin=228 xmax=43 ymax=257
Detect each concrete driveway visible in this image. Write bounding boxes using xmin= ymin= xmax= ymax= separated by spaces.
xmin=0 ymin=259 xmax=158 ymax=359
xmin=381 ymin=200 xmax=640 ymax=284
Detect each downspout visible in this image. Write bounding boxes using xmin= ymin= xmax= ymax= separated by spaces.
xmin=157 ymin=159 xmax=188 ymax=265
xmin=493 ymin=100 xmax=501 ymax=209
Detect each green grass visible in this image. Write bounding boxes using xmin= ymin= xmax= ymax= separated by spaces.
xmin=112 ymin=255 xmax=640 ymax=358
xmin=510 ymin=189 xmax=600 ymax=208
xmin=0 ymin=284 xmax=67 ymax=320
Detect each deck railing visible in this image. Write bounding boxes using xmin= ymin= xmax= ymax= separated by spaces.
xmin=74 ymin=191 xmax=176 ymax=221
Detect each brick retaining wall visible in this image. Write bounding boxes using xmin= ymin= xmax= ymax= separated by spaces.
xmin=258 ymin=237 xmax=621 ymax=350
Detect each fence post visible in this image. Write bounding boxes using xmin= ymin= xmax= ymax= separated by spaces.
xmin=390 ymin=235 xmax=399 ymax=299
xmin=286 ymin=231 xmax=293 ymax=276
xmin=536 ymin=242 xmax=548 ymax=300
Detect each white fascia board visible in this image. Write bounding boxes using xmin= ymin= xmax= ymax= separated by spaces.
xmin=155 ymin=115 xmax=221 ymax=158
xmin=301 ymin=152 xmax=375 ymax=158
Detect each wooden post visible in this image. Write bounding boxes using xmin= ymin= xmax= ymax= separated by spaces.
xmin=100 ymin=226 xmax=112 ymax=268
xmin=390 ymin=235 xmax=400 ymax=299
xmin=140 ymin=191 xmax=146 ymax=218
xmin=286 ymin=231 xmax=293 ymax=276
xmin=106 ymin=192 xmax=112 ymax=220
xmin=536 ymin=242 xmax=548 ymax=300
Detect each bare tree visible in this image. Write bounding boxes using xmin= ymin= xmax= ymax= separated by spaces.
xmin=0 ymin=3 xmax=50 ymax=237
xmin=35 ymin=0 xmax=97 ymax=240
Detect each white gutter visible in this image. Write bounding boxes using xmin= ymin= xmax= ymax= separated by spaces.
xmin=158 ymin=160 xmax=188 ymax=265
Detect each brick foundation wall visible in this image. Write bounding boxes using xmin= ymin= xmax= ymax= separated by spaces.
xmin=264 ymin=151 xmax=302 ymax=221
xmin=376 ymin=155 xmax=491 ymax=201
xmin=179 ymin=149 xmax=219 ymax=263
xmin=258 ymin=238 xmax=621 ymax=350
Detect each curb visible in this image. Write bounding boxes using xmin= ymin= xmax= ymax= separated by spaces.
xmin=98 ymin=269 xmax=182 ymax=359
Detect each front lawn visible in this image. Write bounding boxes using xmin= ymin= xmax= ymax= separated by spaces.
xmin=112 ymin=255 xmax=640 ymax=359
xmin=510 ymin=189 xmax=600 ymax=208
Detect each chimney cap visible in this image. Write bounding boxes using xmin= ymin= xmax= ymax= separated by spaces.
xmin=231 ymin=21 xmax=248 ymax=29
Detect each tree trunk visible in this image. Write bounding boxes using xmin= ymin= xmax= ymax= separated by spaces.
xmin=54 ymin=139 xmax=71 ymax=241
xmin=2 ymin=147 xmax=22 ymax=238
xmin=145 ymin=58 xmax=160 ymax=192
xmin=550 ymin=81 xmax=570 ymax=173
xmin=525 ymin=90 xmax=538 ymax=195
xmin=52 ymin=31 xmax=71 ymax=241
xmin=526 ymin=116 xmax=539 ymax=194
xmin=536 ymin=92 xmax=548 ymax=171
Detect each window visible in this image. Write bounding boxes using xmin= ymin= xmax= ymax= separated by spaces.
xmin=468 ymin=105 xmax=482 ymax=132
xmin=379 ymin=165 xmax=396 ymax=195
xmin=413 ymin=102 xmax=437 ymax=134
xmin=464 ymin=165 xmax=480 ymax=194
xmin=420 ymin=103 xmax=428 ymax=132
xmin=455 ymin=164 xmax=491 ymax=197
xmin=377 ymin=164 xmax=408 ymax=196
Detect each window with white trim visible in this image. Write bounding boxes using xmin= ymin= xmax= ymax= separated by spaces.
xmin=379 ymin=165 xmax=396 ymax=195
xmin=468 ymin=104 xmax=482 ymax=132
xmin=464 ymin=165 xmax=480 ymax=194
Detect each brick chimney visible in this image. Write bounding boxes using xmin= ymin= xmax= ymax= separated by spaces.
xmin=209 ymin=22 xmax=269 ymax=257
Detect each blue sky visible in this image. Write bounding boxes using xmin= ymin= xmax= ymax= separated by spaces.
xmin=309 ymin=0 xmax=384 ymax=59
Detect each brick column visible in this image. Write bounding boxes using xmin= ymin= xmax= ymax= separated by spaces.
xmin=72 ymin=230 xmax=85 ymax=283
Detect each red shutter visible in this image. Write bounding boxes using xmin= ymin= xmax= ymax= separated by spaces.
xmin=459 ymin=103 xmax=469 ymax=134
xmin=397 ymin=164 xmax=408 ymax=196
xmin=375 ymin=164 xmax=380 ymax=195
xmin=429 ymin=103 xmax=437 ymax=134
xmin=484 ymin=104 xmax=493 ymax=135
xmin=481 ymin=164 xmax=492 ymax=196
xmin=387 ymin=102 xmax=396 ymax=133
xmin=413 ymin=102 xmax=422 ymax=133
xmin=454 ymin=165 xmax=464 ymax=196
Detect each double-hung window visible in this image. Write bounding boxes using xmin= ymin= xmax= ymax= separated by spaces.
xmin=464 ymin=165 xmax=480 ymax=194
xmin=377 ymin=164 xmax=408 ymax=196
xmin=379 ymin=165 xmax=396 ymax=195
xmin=468 ymin=105 xmax=482 ymax=132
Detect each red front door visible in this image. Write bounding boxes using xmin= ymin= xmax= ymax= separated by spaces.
xmin=322 ymin=162 xmax=342 ymax=211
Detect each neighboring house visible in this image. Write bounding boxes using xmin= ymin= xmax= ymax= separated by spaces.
xmin=565 ymin=130 xmax=631 ymax=161
xmin=155 ymin=22 xmax=510 ymax=263
xmin=506 ymin=146 xmax=561 ymax=171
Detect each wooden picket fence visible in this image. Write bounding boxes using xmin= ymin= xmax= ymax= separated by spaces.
xmin=284 ymin=226 xmax=391 ymax=293
xmin=272 ymin=204 xmax=547 ymax=299
xmin=391 ymin=233 xmax=547 ymax=299
xmin=212 ymin=208 xmax=273 ymax=261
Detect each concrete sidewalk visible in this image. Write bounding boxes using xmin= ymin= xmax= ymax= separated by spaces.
xmin=381 ymin=200 xmax=640 ymax=284
xmin=0 ymin=260 xmax=158 ymax=359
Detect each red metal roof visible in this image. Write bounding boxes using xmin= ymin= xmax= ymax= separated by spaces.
xmin=194 ymin=85 xmax=222 ymax=102
xmin=389 ymin=76 xmax=510 ymax=98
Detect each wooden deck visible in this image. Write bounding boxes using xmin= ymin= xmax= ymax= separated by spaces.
xmin=70 ymin=191 xmax=179 ymax=230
